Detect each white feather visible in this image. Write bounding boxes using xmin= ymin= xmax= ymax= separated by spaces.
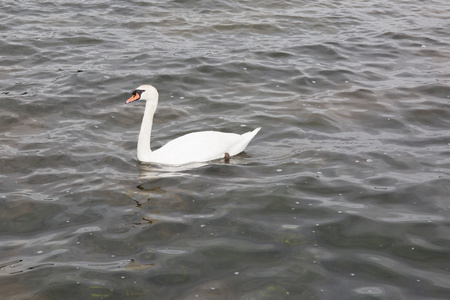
xmin=126 ymin=85 xmax=260 ymax=165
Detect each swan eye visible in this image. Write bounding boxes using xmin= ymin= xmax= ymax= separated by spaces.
xmin=132 ymin=89 xmax=144 ymax=97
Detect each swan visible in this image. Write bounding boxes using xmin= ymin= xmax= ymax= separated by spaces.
xmin=125 ymin=85 xmax=261 ymax=165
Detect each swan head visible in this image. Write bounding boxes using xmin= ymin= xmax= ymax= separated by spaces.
xmin=125 ymin=85 xmax=159 ymax=104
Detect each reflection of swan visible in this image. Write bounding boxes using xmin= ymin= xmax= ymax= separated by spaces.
xmin=126 ymin=85 xmax=261 ymax=165
xmin=137 ymin=162 xmax=207 ymax=179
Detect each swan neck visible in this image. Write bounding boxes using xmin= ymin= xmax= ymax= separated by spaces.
xmin=137 ymin=99 xmax=156 ymax=161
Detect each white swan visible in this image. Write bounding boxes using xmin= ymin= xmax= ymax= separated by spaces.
xmin=125 ymin=85 xmax=261 ymax=165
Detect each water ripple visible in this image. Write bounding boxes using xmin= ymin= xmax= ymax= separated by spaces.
xmin=1 ymin=0 xmax=450 ymax=299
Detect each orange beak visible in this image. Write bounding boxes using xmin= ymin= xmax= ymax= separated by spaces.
xmin=126 ymin=93 xmax=141 ymax=104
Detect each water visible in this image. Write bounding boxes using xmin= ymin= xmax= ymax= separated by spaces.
xmin=1 ymin=0 xmax=449 ymax=299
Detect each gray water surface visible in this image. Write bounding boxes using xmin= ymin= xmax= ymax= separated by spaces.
xmin=1 ymin=1 xmax=450 ymax=299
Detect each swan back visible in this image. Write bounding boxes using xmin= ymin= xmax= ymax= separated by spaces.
xmin=149 ymin=127 xmax=261 ymax=165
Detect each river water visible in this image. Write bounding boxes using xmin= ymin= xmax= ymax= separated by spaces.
xmin=1 ymin=1 xmax=449 ymax=299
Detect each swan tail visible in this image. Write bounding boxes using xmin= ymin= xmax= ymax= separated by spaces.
xmin=229 ymin=127 xmax=261 ymax=156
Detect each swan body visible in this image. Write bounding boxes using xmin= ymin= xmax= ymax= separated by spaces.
xmin=125 ymin=85 xmax=260 ymax=165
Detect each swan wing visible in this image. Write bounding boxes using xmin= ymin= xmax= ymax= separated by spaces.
xmin=149 ymin=128 xmax=260 ymax=165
